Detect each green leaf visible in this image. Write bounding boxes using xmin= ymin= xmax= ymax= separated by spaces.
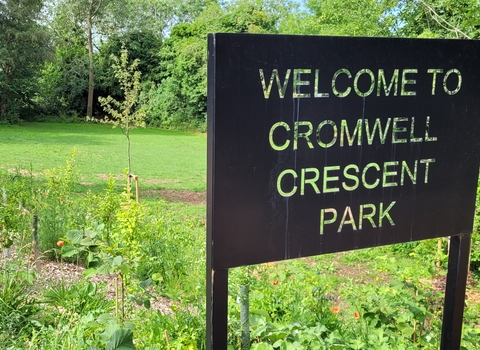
xmin=119 ymin=264 xmax=130 ymax=275
xmin=105 ymin=329 xmax=136 ymax=350
xmin=87 ymin=281 xmax=97 ymax=295
xmin=83 ymin=268 xmax=98 ymax=278
xmin=251 ymin=343 xmax=274 ymax=350
xmin=61 ymin=246 xmax=80 ymax=258
xmin=112 ymin=256 xmax=123 ymax=268
xmin=85 ymin=229 xmax=98 ymax=239
xmin=151 ymin=273 xmax=163 ymax=282
xmin=123 ymin=320 xmax=136 ymax=331
xmin=438 ymin=269 xmax=448 ymax=276
xmin=97 ymin=263 xmax=113 ymax=275
xmin=100 ymin=323 xmax=121 ymax=343
xmin=66 ymin=229 xmax=83 ymax=244
xmin=139 ymin=278 xmax=152 ymax=289
xmin=80 ymin=237 xmax=96 ymax=246
xmin=398 ymin=323 xmax=415 ymax=337
xmin=97 ymin=313 xmax=115 ymax=325
xmin=87 ymin=252 xmax=97 ymax=265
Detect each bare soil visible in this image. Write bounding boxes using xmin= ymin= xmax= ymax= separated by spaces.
xmin=141 ymin=189 xmax=206 ymax=206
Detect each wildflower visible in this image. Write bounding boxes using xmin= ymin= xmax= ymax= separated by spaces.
xmin=354 ymin=311 xmax=360 ymax=319
xmin=272 ymin=280 xmax=279 ymax=285
xmin=57 ymin=240 xmax=64 ymax=247
xmin=331 ymin=306 xmax=340 ymax=314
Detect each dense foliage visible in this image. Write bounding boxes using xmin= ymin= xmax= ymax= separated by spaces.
xmin=0 ymin=0 xmax=50 ymax=123
xmin=1 ymin=0 xmax=479 ymax=128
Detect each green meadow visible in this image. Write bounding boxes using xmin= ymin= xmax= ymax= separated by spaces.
xmin=0 ymin=123 xmax=206 ymax=192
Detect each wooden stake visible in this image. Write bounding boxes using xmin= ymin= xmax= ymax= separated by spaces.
xmin=165 ymin=330 xmax=175 ymax=350
xmin=128 ymin=174 xmax=139 ymax=203
xmin=240 ymin=284 xmax=250 ymax=350
xmin=2 ymin=187 xmax=9 ymax=258
xmin=32 ymin=215 xmax=40 ymax=271
xmin=437 ymin=238 xmax=442 ymax=267
xmin=115 ymin=276 xmax=119 ymax=318
xmin=134 ymin=175 xmax=139 ymax=203
xmin=121 ymin=273 xmax=125 ymax=320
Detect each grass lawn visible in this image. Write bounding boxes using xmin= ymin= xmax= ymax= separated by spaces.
xmin=0 ymin=122 xmax=206 ymax=192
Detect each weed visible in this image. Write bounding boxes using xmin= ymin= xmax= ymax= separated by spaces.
xmin=0 ymin=267 xmax=40 ymax=347
xmin=43 ymin=281 xmax=113 ymax=316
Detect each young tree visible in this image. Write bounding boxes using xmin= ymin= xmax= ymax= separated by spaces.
xmin=0 ymin=0 xmax=50 ymax=122
xmin=98 ymin=49 xmax=145 ymax=180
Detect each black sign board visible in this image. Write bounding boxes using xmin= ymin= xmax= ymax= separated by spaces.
xmin=207 ymin=33 xmax=480 ymax=349
xmin=208 ymin=34 xmax=480 ymax=269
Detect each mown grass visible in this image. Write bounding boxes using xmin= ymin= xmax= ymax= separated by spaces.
xmin=0 ymin=122 xmax=206 ymax=192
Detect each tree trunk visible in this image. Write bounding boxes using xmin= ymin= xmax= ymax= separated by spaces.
xmin=0 ymin=97 xmax=6 ymax=122
xmin=1 ymin=64 xmax=11 ymax=121
xmin=86 ymin=0 xmax=95 ymax=119
xmin=125 ymin=113 xmax=131 ymax=177
xmin=127 ymin=133 xmax=131 ymax=176
xmin=126 ymin=128 xmax=131 ymax=191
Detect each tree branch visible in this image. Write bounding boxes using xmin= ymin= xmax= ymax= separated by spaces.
xmin=420 ymin=0 xmax=471 ymax=39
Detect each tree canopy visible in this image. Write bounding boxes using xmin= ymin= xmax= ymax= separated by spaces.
xmin=0 ymin=0 xmax=50 ymax=122
xmin=3 ymin=0 xmax=479 ymax=128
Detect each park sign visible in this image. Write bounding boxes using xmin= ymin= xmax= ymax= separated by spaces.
xmin=207 ymin=33 xmax=480 ymax=349
xmin=207 ymin=34 xmax=480 ymax=270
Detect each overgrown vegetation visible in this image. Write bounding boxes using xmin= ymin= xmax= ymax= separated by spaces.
xmin=0 ymin=124 xmax=479 ymax=349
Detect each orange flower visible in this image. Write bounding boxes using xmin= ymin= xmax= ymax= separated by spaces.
xmin=57 ymin=240 xmax=64 ymax=247
xmin=354 ymin=311 xmax=360 ymax=319
xmin=272 ymin=280 xmax=279 ymax=285
xmin=331 ymin=307 xmax=340 ymax=314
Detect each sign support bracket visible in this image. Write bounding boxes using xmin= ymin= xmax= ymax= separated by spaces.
xmin=440 ymin=232 xmax=471 ymax=349
xmin=207 ymin=268 xmax=228 ymax=349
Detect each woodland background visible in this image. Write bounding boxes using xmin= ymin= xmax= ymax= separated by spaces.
xmin=2 ymin=0 xmax=479 ymax=129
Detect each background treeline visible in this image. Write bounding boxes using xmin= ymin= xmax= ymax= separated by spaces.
xmin=2 ymin=0 xmax=480 ymax=130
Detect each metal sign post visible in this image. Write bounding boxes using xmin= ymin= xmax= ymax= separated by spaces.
xmin=206 ymin=268 xmax=228 ymax=349
xmin=441 ymin=233 xmax=472 ymax=349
